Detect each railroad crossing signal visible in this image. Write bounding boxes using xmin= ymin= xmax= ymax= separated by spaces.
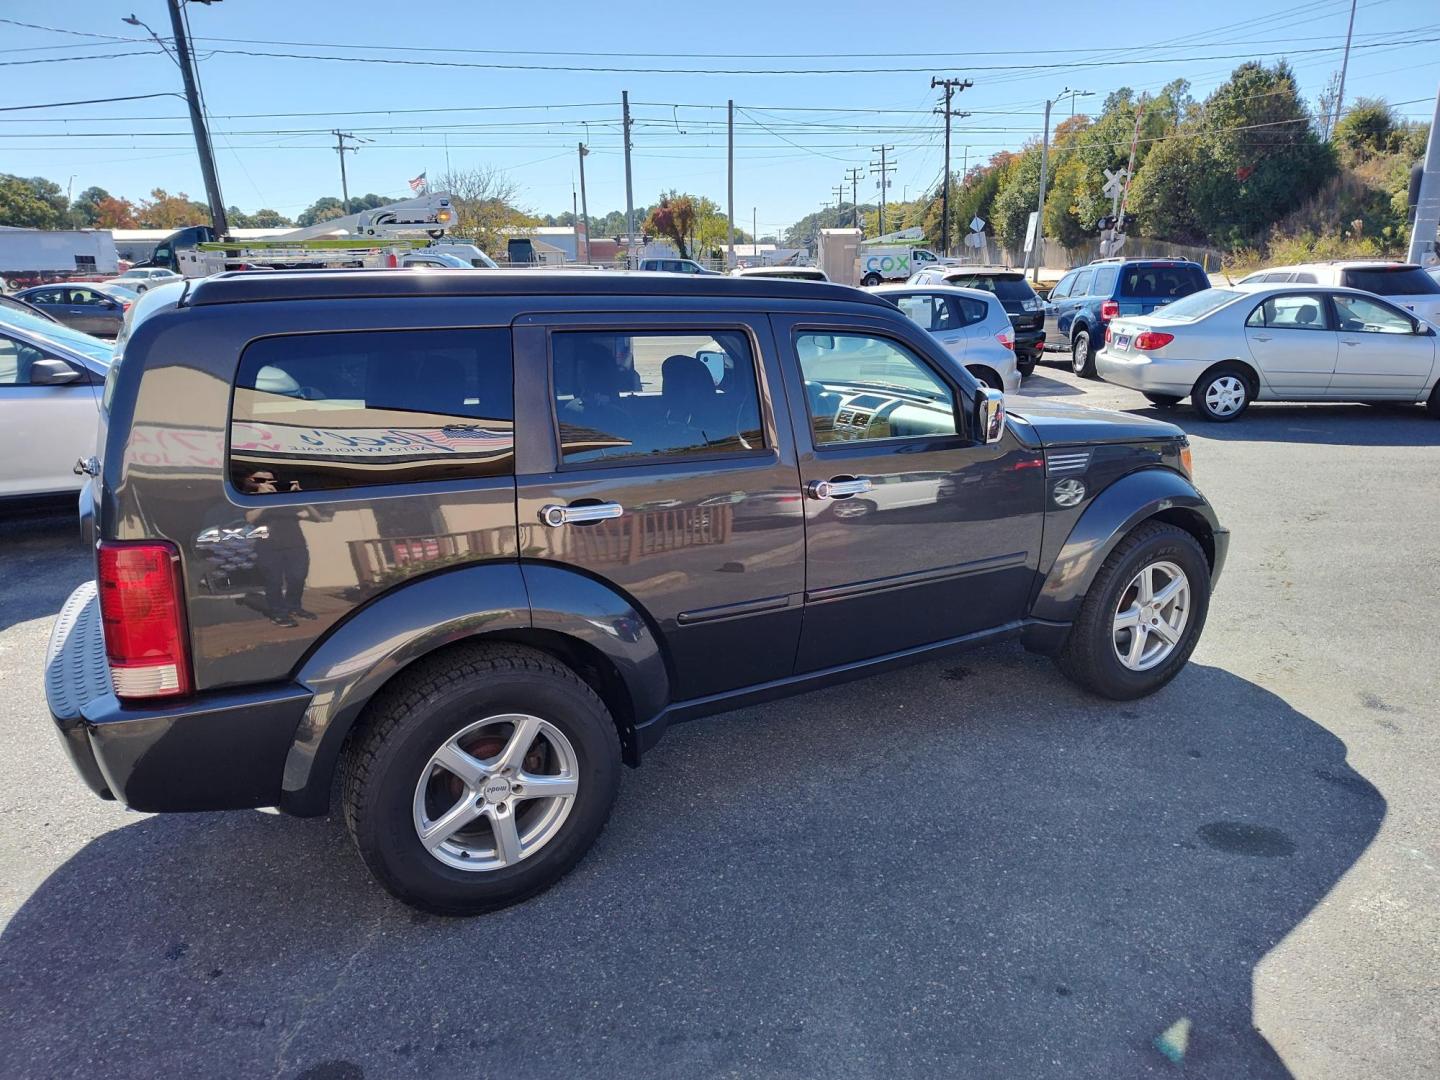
xmin=1102 ymin=168 xmax=1128 ymax=201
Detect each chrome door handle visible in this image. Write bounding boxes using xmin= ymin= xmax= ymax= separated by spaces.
xmin=1341 ymin=339 xmax=1361 ymax=347
xmin=807 ymin=477 xmax=873 ymax=500
xmin=1253 ymin=334 xmax=1272 ymax=342
xmin=539 ymin=502 xmax=623 ymax=527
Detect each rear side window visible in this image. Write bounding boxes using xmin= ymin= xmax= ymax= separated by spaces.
xmin=230 ymin=328 xmax=513 ymax=495
xmin=1092 ymin=266 xmax=1119 ymax=295
xmin=1120 ymin=264 xmax=1207 ymax=298
xmin=1341 ymin=267 xmax=1440 ymax=296
xmin=552 ymin=330 xmax=764 ymax=466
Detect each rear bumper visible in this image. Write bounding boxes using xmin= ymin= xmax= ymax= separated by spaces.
xmin=46 ymin=582 xmax=312 ymax=812
xmin=1095 ymin=349 xmax=1207 ymax=395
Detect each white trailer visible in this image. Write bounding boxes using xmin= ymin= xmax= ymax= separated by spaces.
xmin=0 ymin=228 xmax=119 ymax=286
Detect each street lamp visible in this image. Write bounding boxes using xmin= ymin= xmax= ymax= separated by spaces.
xmin=122 ymin=14 xmax=181 ymax=68
xmin=1028 ymin=88 xmax=1094 ymax=282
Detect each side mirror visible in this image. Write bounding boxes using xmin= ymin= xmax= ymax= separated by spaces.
xmin=30 ymin=358 xmax=81 ymax=386
xmin=975 ymin=387 xmax=1006 ymax=444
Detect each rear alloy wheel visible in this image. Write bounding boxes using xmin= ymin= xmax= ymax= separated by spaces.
xmin=1071 ymin=330 xmax=1096 ymax=377
xmin=1143 ymin=392 xmax=1182 ymax=408
xmin=1191 ymin=368 xmax=1252 ymax=422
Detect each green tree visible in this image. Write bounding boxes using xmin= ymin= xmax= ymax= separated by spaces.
xmin=296 ymin=197 xmax=346 ymax=227
xmin=0 ymin=174 xmax=68 ymax=228
xmin=70 ymin=186 xmax=112 ymax=227
xmin=1333 ymin=97 xmax=1399 ymax=162
xmin=990 ymin=147 xmax=1043 ymax=248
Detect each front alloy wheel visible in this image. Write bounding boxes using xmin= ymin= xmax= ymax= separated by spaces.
xmin=1111 ymin=561 xmax=1190 ymax=671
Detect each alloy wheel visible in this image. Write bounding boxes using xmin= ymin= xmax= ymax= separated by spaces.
xmin=412 ymin=714 xmax=579 ymax=872
xmin=1112 ymin=561 xmax=1191 ymax=671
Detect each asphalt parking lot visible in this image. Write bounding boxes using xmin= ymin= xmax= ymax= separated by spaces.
xmin=1 ymin=365 xmax=1436 ymax=1079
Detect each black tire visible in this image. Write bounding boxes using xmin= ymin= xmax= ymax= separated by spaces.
xmin=1071 ymin=329 xmax=1096 ymax=377
xmin=1191 ymin=365 xmax=1253 ymax=422
xmin=861 ymin=272 xmax=882 ymax=287
xmin=1427 ymin=383 xmax=1440 ymax=418
xmin=341 ymin=643 xmax=621 ymax=915
xmin=1055 ymin=521 xmax=1211 ymax=700
xmin=1018 ymin=359 xmax=1036 ymax=378
xmin=1143 ymin=393 xmax=1182 ymax=408
xmin=968 ymin=365 xmax=1003 ymax=390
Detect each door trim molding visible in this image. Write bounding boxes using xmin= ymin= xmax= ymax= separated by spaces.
xmin=804 ymin=550 xmax=1028 ymax=604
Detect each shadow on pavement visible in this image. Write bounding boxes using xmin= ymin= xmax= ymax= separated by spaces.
xmin=0 ymin=504 xmax=90 ymax=632
xmin=1101 ymin=395 xmax=1440 ymax=447
xmin=0 ymin=654 xmax=1383 ymax=1079
xmin=1016 ymin=369 xmax=1086 ymax=396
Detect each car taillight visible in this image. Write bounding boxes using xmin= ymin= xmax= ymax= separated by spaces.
xmin=996 ymin=330 xmax=1014 ymax=350
xmin=97 ymin=541 xmax=192 ymax=699
xmin=1101 ymin=300 xmax=1119 ymax=320
xmin=1134 ymin=331 xmax=1175 ymax=350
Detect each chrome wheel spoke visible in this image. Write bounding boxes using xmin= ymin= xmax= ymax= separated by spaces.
xmin=515 ymin=772 xmax=578 ymax=802
xmin=1151 ymin=619 xmax=1181 ymax=646
xmin=431 ymin=740 xmax=488 ymax=788
xmin=487 ymin=805 xmax=523 ymax=865
xmin=493 ymin=715 xmax=543 ymax=774
xmin=1114 ymin=605 xmax=1142 ymax=633
xmin=1136 ymin=565 xmax=1155 ymax=603
xmin=1125 ymin=625 xmax=1150 ymax=667
xmin=419 ymin=796 xmax=483 ymax=851
xmin=1152 ymin=576 xmax=1185 ymax=607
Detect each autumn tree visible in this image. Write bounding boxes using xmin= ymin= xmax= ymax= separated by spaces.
xmin=93 ymin=196 xmax=139 ymax=228
xmin=645 ymin=193 xmax=698 ymax=258
xmin=137 ymin=189 xmax=210 ymax=229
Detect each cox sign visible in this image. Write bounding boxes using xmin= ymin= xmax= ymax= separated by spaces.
xmin=862 ymin=252 xmax=910 ymax=277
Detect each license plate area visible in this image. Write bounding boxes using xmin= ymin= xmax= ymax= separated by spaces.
xmin=1115 ymin=334 xmax=1131 ymax=350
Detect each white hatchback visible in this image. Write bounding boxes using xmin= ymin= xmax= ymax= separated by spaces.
xmin=871 ymin=283 xmax=1022 ymax=393
xmin=1096 ymin=283 xmax=1439 ymax=421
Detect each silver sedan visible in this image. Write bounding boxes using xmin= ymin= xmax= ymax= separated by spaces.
xmin=1095 ymin=283 xmax=1440 ymax=421
xmin=872 ymin=283 xmax=1022 ymax=393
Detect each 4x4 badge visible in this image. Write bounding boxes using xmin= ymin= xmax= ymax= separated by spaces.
xmin=1052 ymin=478 xmax=1086 ymax=508
xmin=196 ymin=525 xmax=270 ymax=544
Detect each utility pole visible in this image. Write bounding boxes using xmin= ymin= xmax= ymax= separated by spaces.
xmin=753 ymin=207 xmax=757 ymax=251
xmin=332 ymin=131 xmax=362 ymax=210
xmin=1406 ymin=83 xmax=1440 ymax=266
xmin=577 ymin=143 xmax=591 ymax=263
xmin=845 ymin=167 xmax=864 ymax=229
xmin=1027 ymin=89 xmax=1091 ymax=282
xmin=132 ymin=2 xmax=226 ymax=235
xmin=1332 ymin=0 xmax=1358 ymax=139
xmin=832 ymin=185 xmax=846 ymax=220
xmin=931 ymin=77 xmax=973 ymax=257
xmin=728 ymin=99 xmax=736 ymax=269
xmin=870 ymin=146 xmax=895 ymax=236
xmin=622 ymin=91 xmax=636 ymax=264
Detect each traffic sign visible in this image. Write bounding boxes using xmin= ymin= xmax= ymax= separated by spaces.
xmin=969 ymin=216 xmax=985 ymax=232
xmin=1102 ymin=167 xmax=1128 ymax=200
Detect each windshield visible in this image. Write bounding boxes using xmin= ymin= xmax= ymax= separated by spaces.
xmin=0 ymin=306 xmax=114 ymax=363
xmin=1145 ymin=288 xmax=1242 ymax=322
xmin=943 ymin=273 xmax=1036 ymax=301
xmin=1342 ymin=267 xmax=1440 ymax=296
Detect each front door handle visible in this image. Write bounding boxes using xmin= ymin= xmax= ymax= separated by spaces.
xmin=1252 ymin=333 xmax=1272 ymax=342
xmin=807 ymin=477 xmax=873 ymax=500
xmin=539 ymin=501 xmax=624 ymax=527
xmin=1340 ymin=339 xmax=1362 ymax=347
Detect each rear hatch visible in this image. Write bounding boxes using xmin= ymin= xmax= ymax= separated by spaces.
xmin=1117 ymin=262 xmax=1209 ymax=317
xmin=944 ymin=272 xmax=1043 ymax=331
xmin=1339 ymin=265 xmax=1440 ymax=326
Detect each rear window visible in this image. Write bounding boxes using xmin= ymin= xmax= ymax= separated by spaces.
xmin=1341 ymin=267 xmax=1440 ymax=296
xmin=941 ymin=273 xmax=1036 ymax=301
xmin=1148 ymin=288 xmax=1239 ymax=322
xmin=230 ymin=328 xmax=514 ymax=494
xmin=1119 ymin=264 xmax=1208 ymax=298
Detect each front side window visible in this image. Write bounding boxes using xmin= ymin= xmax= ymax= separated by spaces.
xmin=1246 ymin=293 xmax=1329 ymax=331
xmin=1049 ymin=273 xmax=1076 ymax=300
xmin=67 ymin=288 xmax=105 ymax=305
xmin=795 ymin=332 xmax=958 ymax=445
xmin=552 ymin=330 xmax=764 ymax=465
xmin=0 ymin=334 xmax=60 ymax=385
xmin=1333 ymin=294 xmax=1416 ymax=334
xmin=230 ymin=328 xmax=514 ymax=494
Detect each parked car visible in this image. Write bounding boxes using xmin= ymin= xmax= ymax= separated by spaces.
xmin=872 ymin=282 xmax=1022 ymax=392
xmin=46 ymin=269 xmax=1227 ymax=914
xmin=106 ymin=267 xmax=183 ymax=293
xmin=398 ymin=252 xmax=474 ymax=269
xmin=731 ymin=266 xmax=829 ymax=281
xmin=1045 ymin=258 xmax=1210 ymax=377
xmin=13 ymin=282 xmax=134 ymax=337
xmin=1236 ymin=261 xmax=1440 ymax=327
xmin=0 ymin=314 xmax=111 ymax=499
xmin=907 ymin=265 xmax=1046 ymax=376
xmin=638 ymin=257 xmax=717 ymax=275
xmin=1095 ymin=282 xmax=1439 ymax=421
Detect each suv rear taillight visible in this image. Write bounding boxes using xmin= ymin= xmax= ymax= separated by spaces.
xmin=1101 ymin=300 xmax=1119 ymax=320
xmin=97 ymin=541 xmax=192 ymax=699
xmin=1134 ymin=331 xmax=1175 ymax=350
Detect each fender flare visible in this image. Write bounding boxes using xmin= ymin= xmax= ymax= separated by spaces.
xmin=1029 ymin=468 xmax=1224 ymax=627
xmin=278 ymin=561 xmax=668 ymax=816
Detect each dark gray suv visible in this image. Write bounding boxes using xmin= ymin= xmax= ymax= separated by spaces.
xmin=46 ymin=270 xmax=1228 ymax=914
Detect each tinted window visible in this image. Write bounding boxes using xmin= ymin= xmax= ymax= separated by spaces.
xmin=1120 ymin=264 xmax=1207 ymax=298
xmin=1070 ymin=269 xmax=1095 ymax=297
xmin=1332 ymin=294 xmax=1416 ymax=334
xmin=942 ymin=273 xmax=1037 ymax=302
xmin=1341 ymin=267 xmax=1440 ymax=296
xmin=896 ymin=294 xmax=981 ymax=331
xmin=1245 ymin=294 xmax=1329 ymax=330
xmin=27 ymin=289 xmax=64 ymax=305
xmin=1153 ymin=288 xmax=1240 ymax=321
xmin=1292 ymin=272 xmax=1318 ymax=284
xmin=1093 ymin=266 xmax=1120 ymax=295
xmin=796 ymin=332 xmax=957 ymax=444
xmin=230 ymin=329 xmax=514 ymax=494
xmin=1049 ymin=272 xmax=1076 ymax=300
xmin=552 ymin=330 xmax=764 ymax=465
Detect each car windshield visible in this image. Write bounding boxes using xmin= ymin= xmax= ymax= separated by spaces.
xmin=943 ymin=273 xmax=1036 ymax=301
xmin=1146 ymin=288 xmax=1242 ymax=322
xmin=0 ymin=307 xmax=113 ymax=364
xmin=1342 ymin=267 xmax=1440 ymax=296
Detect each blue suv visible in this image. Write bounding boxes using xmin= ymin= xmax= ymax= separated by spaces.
xmin=1044 ymin=258 xmax=1210 ymax=377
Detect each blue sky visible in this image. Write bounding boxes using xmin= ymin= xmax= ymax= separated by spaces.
xmin=2 ymin=0 xmax=1436 ymax=235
